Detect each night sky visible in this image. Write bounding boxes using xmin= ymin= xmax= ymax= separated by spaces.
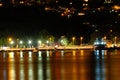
xmin=0 ymin=7 xmax=66 ymax=36
xmin=0 ymin=4 xmax=119 ymax=40
xmin=0 ymin=6 xmax=92 ymax=37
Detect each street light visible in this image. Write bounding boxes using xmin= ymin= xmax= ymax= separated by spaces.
xmin=103 ymin=36 xmax=107 ymax=40
xmin=72 ymin=37 xmax=75 ymax=45
xmin=19 ymin=40 xmax=23 ymax=48
xmin=80 ymin=36 xmax=83 ymax=46
xmin=28 ymin=40 xmax=32 ymax=48
xmin=114 ymin=36 xmax=117 ymax=46
xmin=46 ymin=40 xmax=49 ymax=46
xmin=8 ymin=37 xmax=12 ymax=42
xmin=38 ymin=40 xmax=42 ymax=47
xmin=8 ymin=37 xmax=12 ymax=45
xmin=10 ymin=41 xmax=14 ymax=48
xmin=19 ymin=40 xmax=23 ymax=44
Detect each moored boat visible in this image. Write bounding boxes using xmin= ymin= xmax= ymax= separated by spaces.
xmin=94 ymin=38 xmax=106 ymax=50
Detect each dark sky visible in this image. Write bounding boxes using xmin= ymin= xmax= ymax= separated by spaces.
xmin=0 ymin=7 xmax=68 ymax=36
xmin=0 ymin=6 xmax=92 ymax=37
xmin=0 ymin=5 xmax=119 ymax=39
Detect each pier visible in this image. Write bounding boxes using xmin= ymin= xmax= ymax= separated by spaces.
xmin=0 ymin=45 xmax=94 ymax=52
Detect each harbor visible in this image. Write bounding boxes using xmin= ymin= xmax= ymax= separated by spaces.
xmin=1 ymin=45 xmax=120 ymax=53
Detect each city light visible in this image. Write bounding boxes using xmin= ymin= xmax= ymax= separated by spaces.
xmin=8 ymin=37 xmax=12 ymax=42
xmin=19 ymin=40 xmax=23 ymax=44
xmin=0 ymin=3 xmax=2 ymax=7
xmin=84 ymin=0 xmax=88 ymax=2
xmin=46 ymin=40 xmax=49 ymax=46
xmin=28 ymin=40 xmax=32 ymax=44
xmin=80 ymin=37 xmax=83 ymax=46
xmin=38 ymin=40 xmax=42 ymax=47
xmin=10 ymin=41 xmax=14 ymax=45
xmin=72 ymin=37 xmax=75 ymax=45
xmin=28 ymin=40 xmax=32 ymax=48
xmin=78 ymin=12 xmax=85 ymax=16
xmin=112 ymin=5 xmax=120 ymax=10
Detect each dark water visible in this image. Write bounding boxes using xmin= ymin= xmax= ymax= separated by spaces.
xmin=0 ymin=49 xmax=120 ymax=80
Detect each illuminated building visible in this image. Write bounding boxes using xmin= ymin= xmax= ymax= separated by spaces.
xmin=104 ymin=0 xmax=113 ymax=3
xmin=0 ymin=0 xmax=120 ymax=7
xmin=83 ymin=0 xmax=89 ymax=7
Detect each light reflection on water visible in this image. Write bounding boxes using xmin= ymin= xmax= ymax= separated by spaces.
xmin=0 ymin=50 xmax=120 ymax=80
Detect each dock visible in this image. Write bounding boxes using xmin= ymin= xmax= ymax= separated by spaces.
xmin=0 ymin=45 xmax=94 ymax=52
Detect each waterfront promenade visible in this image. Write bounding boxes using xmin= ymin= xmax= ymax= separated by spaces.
xmin=0 ymin=45 xmax=94 ymax=52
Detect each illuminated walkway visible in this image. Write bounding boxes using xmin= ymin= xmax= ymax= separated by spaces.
xmin=0 ymin=45 xmax=94 ymax=52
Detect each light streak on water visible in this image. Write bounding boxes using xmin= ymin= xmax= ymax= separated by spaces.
xmin=80 ymin=50 xmax=84 ymax=56
xmin=46 ymin=51 xmax=49 ymax=57
xmin=20 ymin=51 xmax=23 ymax=58
xmin=8 ymin=52 xmax=14 ymax=58
xmin=28 ymin=51 xmax=32 ymax=57
xmin=72 ymin=50 xmax=76 ymax=56
xmin=20 ymin=63 xmax=24 ymax=80
xmin=61 ymin=50 xmax=64 ymax=56
xmin=8 ymin=56 xmax=16 ymax=80
xmin=28 ymin=63 xmax=34 ymax=80
xmin=0 ymin=50 xmax=120 ymax=80
xmin=38 ymin=51 xmax=42 ymax=57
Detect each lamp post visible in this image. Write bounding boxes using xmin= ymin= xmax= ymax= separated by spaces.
xmin=114 ymin=36 xmax=117 ymax=46
xmin=19 ymin=40 xmax=23 ymax=48
xmin=16 ymin=38 xmax=19 ymax=48
xmin=72 ymin=37 xmax=75 ymax=46
xmin=38 ymin=40 xmax=42 ymax=47
xmin=10 ymin=41 xmax=14 ymax=48
xmin=80 ymin=36 xmax=83 ymax=46
xmin=28 ymin=40 xmax=32 ymax=48
xmin=46 ymin=40 xmax=49 ymax=46
xmin=8 ymin=37 xmax=14 ymax=48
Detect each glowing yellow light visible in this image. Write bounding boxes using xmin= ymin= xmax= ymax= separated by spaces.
xmin=72 ymin=50 xmax=76 ymax=56
xmin=8 ymin=52 xmax=14 ymax=58
xmin=20 ymin=1 xmax=24 ymax=4
xmin=0 ymin=3 xmax=2 ymax=7
xmin=103 ymin=36 xmax=107 ymax=40
xmin=56 ymin=0 xmax=58 ymax=3
xmin=80 ymin=37 xmax=83 ymax=40
xmin=10 ymin=41 xmax=14 ymax=45
xmin=61 ymin=13 xmax=64 ymax=16
xmin=83 ymin=3 xmax=88 ymax=6
xmin=113 ymin=5 xmax=120 ymax=10
xmin=104 ymin=0 xmax=112 ymax=3
xmin=72 ymin=37 xmax=75 ymax=41
xmin=72 ymin=37 xmax=75 ymax=45
xmin=78 ymin=12 xmax=85 ymax=16
xmin=84 ymin=0 xmax=88 ymax=2
xmin=80 ymin=50 xmax=84 ymax=56
xmin=8 ymin=37 xmax=12 ymax=42
xmin=110 ymin=30 xmax=112 ymax=32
